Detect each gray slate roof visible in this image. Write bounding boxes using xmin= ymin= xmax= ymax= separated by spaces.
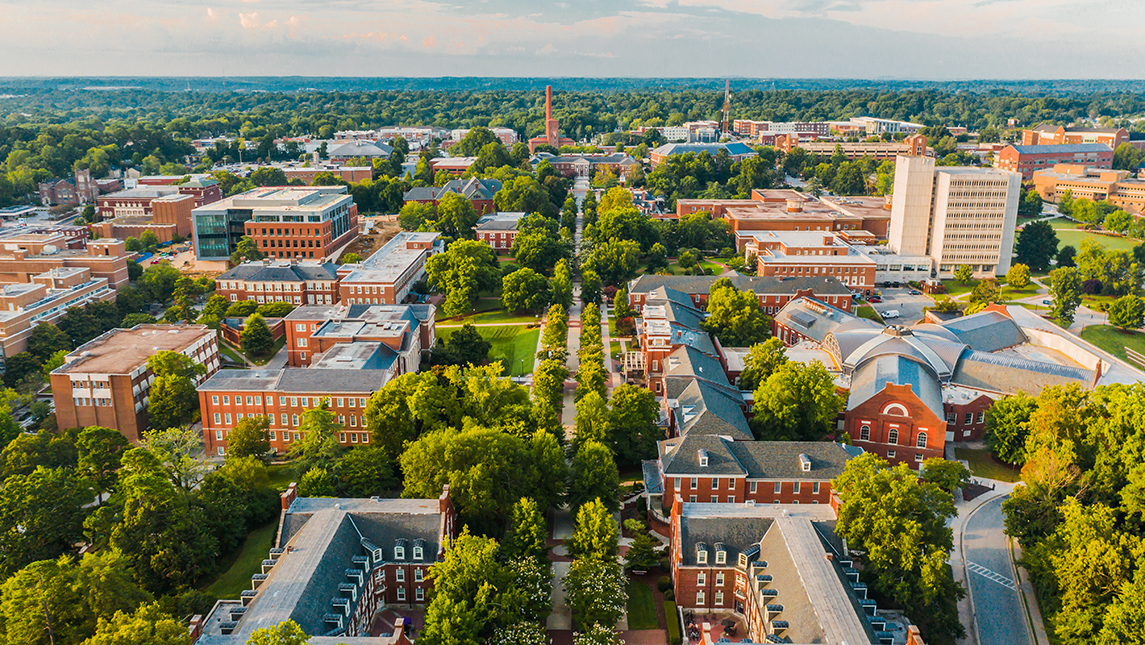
xmin=629 ymin=274 xmax=853 ymax=298
xmin=403 ymin=178 xmax=502 ymax=202
xmin=951 ymin=350 xmax=1094 ymax=394
xmin=941 ymin=310 xmax=1027 ymax=353
xmin=673 ymin=378 xmax=753 ymax=441
xmin=219 ymin=261 xmax=339 ymax=283
xmin=659 ymin=434 xmax=859 ymax=479
xmin=847 ymin=354 xmax=945 ymax=419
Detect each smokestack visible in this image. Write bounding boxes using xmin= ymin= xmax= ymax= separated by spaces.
xmin=546 ymin=85 xmax=552 ymax=121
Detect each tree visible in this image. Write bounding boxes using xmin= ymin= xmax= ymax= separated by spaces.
xmin=421 ymin=530 xmax=508 ymax=645
xmin=426 ymin=240 xmax=501 ymax=316
xmin=0 ymin=467 xmax=88 ymax=576
xmin=246 ymin=620 xmax=310 ymax=645
xmin=624 ymin=532 xmax=662 ymax=572
xmin=139 ymin=230 xmax=159 ymax=253
xmin=752 ymin=361 xmax=845 ymax=441
xmin=1019 ymin=188 xmax=1044 ymax=218
xmin=969 ymin=278 xmax=1001 ymax=305
xmin=226 ymin=415 xmax=271 ymax=460
xmin=1104 ymin=209 xmax=1133 ymax=234
xmin=83 ymin=602 xmax=188 ymax=645
xmin=340 ymin=252 xmax=362 ymax=265
xmin=27 ymin=324 xmax=70 ymax=363
xmin=701 ymin=278 xmax=771 ymax=346
xmin=1057 ymin=245 xmax=1077 ymax=268
xmin=77 ymin=426 xmax=129 ymax=502
xmin=288 ymin=404 xmax=344 ymax=473
xmin=502 ymin=268 xmax=551 ymax=313
xmin=645 ymin=242 xmax=669 ymax=274
xmin=145 ymin=351 xmax=205 ymax=430
xmin=337 ymin=446 xmax=396 ymax=497
xmin=240 ymin=313 xmax=274 ymax=356
xmin=567 ymin=440 xmax=620 ymax=514
xmin=1098 ymin=567 xmax=1145 ymax=643
xmin=1049 ymin=266 xmax=1083 ymax=326
xmin=983 ymin=392 xmax=1037 ymax=465
xmin=580 ymin=269 xmax=602 ymax=305
xmin=1108 ymin=295 xmax=1145 ymax=331
xmin=257 ymin=302 xmax=295 ymax=318
xmin=738 ymin=338 xmax=788 ymax=392
xmin=491 ymin=622 xmax=550 ymax=645
xmin=225 ymin=300 xmax=259 ymax=317
xmin=574 ymin=391 xmax=609 ymax=448
xmin=433 ymin=192 xmax=480 ymax=239
xmin=249 ymin=167 xmax=287 ymax=187
xmin=564 ymin=557 xmax=627 ymax=629
xmin=920 ymin=458 xmax=971 ymax=494
xmin=606 ymin=384 xmax=662 ymax=466
xmin=503 ymin=497 xmax=549 ymax=563
xmin=1015 ymin=220 xmax=1060 ymax=272
xmin=298 ymin=466 xmax=336 ymax=497
xmin=0 ymin=558 xmax=85 ymax=645
xmin=582 ymin=239 xmax=641 ymax=286
xmin=551 ymin=259 xmax=573 ymax=309
xmin=230 ymin=235 xmax=264 ymax=264
xmin=834 ymin=453 xmax=964 ymax=642
xmin=574 ymin=623 xmax=625 ymax=645
xmin=142 ymin=426 xmax=208 ymax=492
xmin=435 ymin=323 xmax=492 ymax=367
xmin=954 ymin=264 xmax=974 ymax=284
xmin=1006 ymin=263 xmax=1031 ymax=289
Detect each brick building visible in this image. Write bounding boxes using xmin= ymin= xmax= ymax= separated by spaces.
xmin=528 ymin=152 xmax=639 ymax=179
xmin=0 ymin=266 xmax=118 ymax=362
xmin=732 ymin=120 xmax=830 ymax=139
xmin=402 ymin=178 xmax=502 ymax=215
xmin=428 ymin=157 xmax=477 ymax=177
xmin=527 ymin=85 xmax=576 ymax=152
xmin=775 ymin=133 xmax=929 ymax=161
xmin=1032 ymin=164 xmax=1145 ymax=215
xmin=338 ymin=232 xmax=441 ymax=306
xmin=97 ymin=179 xmax=221 ymax=218
xmin=627 ymin=274 xmax=856 ymax=315
xmin=739 ymin=230 xmax=878 ymax=294
xmin=1021 ymin=124 xmax=1129 ymax=149
xmin=996 ymin=143 xmax=1113 ymax=181
xmin=192 ymin=186 xmax=358 ymax=262
xmin=216 ymin=260 xmax=341 ymax=306
xmin=283 ymin=303 xmax=434 ymax=368
xmin=94 ymin=192 xmax=195 ymax=244
xmin=474 ymin=212 xmax=526 ymax=252
xmin=649 ymin=142 xmax=756 ymax=168
xmin=0 ymin=236 xmax=130 ymax=289
xmin=193 ymin=487 xmax=455 ymax=644
xmin=283 ymin=166 xmax=373 ymax=184
xmin=50 ymin=325 xmax=219 ymax=443
xmin=678 ymin=190 xmax=894 ymax=239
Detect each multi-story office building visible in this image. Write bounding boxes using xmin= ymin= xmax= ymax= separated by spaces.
xmin=775 ymin=133 xmax=929 ymax=161
xmin=97 ymin=179 xmax=221 ymax=218
xmin=283 ymin=303 xmax=434 ymax=368
xmin=0 ymin=236 xmax=130 ymax=288
xmin=889 ymin=154 xmax=1020 ymax=278
xmin=93 ymin=192 xmax=196 ymax=244
xmin=996 ymin=143 xmax=1113 ymax=180
xmin=1032 ymin=164 xmax=1145 ymax=214
xmin=1022 ymin=124 xmax=1129 ymax=150
xmin=0 ymin=267 xmax=117 ymax=364
xmin=50 ymin=325 xmax=219 ymax=443
xmin=739 ymin=231 xmax=878 ymax=293
xmin=216 ymin=260 xmax=341 ymax=306
xmin=338 ymin=232 xmax=441 ymax=306
xmin=192 ymin=186 xmax=358 ymax=262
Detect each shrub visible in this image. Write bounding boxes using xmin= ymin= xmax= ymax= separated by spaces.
xmin=657 ymin=575 xmax=672 ymax=593
xmin=665 ymin=601 xmax=682 ymax=645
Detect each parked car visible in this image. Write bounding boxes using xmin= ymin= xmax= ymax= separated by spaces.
xmin=868 ymin=296 xmax=883 ymax=303
xmin=909 ymin=289 xmax=922 ymax=295
xmin=1043 ymin=299 xmax=1053 ymax=305
xmin=883 ymin=309 xmax=901 ymax=319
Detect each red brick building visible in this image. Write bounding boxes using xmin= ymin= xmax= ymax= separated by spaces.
xmin=997 ymin=143 xmax=1113 ymax=181
xmin=282 ymin=303 xmax=434 ymax=368
xmin=401 ymin=178 xmax=501 ymax=215
xmin=1021 ymin=124 xmax=1129 ymax=150
xmin=627 ymin=274 xmax=855 ymax=315
xmin=474 ymin=212 xmax=526 ymax=252
xmin=216 ymin=260 xmax=341 ymax=306
xmin=337 ymin=232 xmax=441 ymax=306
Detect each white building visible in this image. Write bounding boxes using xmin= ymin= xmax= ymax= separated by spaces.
xmin=889 ymin=155 xmax=1021 ymax=279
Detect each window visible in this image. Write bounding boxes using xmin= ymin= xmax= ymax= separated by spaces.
xmin=860 ymin=425 xmax=870 ymax=441
xmin=351 ymin=433 xmax=358 ymax=443
xmin=739 ymin=553 xmax=748 ymax=567
xmin=689 ymin=495 xmax=697 ymax=503
xmin=297 ymin=338 xmax=307 ymax=348
xmin=397 ymin=587 xmax=406 ymax=601
xmin=976 ymin=411 xmax=985 ymax=424
xmin=813 ymin=482 xmax=820 ymax=494
xmin=674 ymin=477 xmax=681 ymax=490
xmin=917 ymin=432 xmax=928 ymax=448
xmin=292 ymin=414 xmax=299 ymax=425
xmin=888 ymin=428 xmax=898 ymax=445
xmin=691 ymin=477 xmax=697 ymax=489
xmin=965 ymin=413 xmax=973 ymax=425
xmin=697 ymin=572 xmax=706 ymax=585
xmin=223 ymin=396 xmax=230 ymax=405
xmin=212 ymin=395 xmax=219 ymax=405
xmin=394 ymin=546 xmax=405 ymax=561
xmin=296 ymin=323 xmax=305 ymax=331
xmin=396 ymin=568 xmax=405 ymax=582
xmin=270 ymin=431 xmax=276 ymax=440
xmin=339 ymin=433 xmax=346 ymax=443
xmin=793 ymin=482 xmax=801 ymax=494
xmin=224 ymin=413 xmax=232 ymax=424
xmin=215 ymin=430 xmax=223 ymax=440
xmin=359 ymin=398 xmax=367 ymax=407
xmin=213 ymin=413 xmax=221 ymax=424
xmin=415 ymin=587 xmax=424 ymax=601
xmin=696 ymin=591 xmax=705 ymax=605
xmin=773 ymin=482 xmax=782 ymax=494
xmin=887 ymin=450 xmax=896 ymax=458
xmin=337 ymin=398 xmax=344 ymax=407
xmin=711 ymin=496 xmax=718 ymax=503
xmin=697 ymin=550 xmax=708 ymax=565
xmin=715 ymin=591 xmax=724 ymax=605
xmin=414 ymin=568 xmax=423 ymax=582
xmin=750 ymin=481 xmax=757 ymax=493
xmin=728 ymin=478 xmax=735 ymax=489
xmin=281 ymin=413 xmax=288 ymax=426
xmin=715 ymin=551 xmax=726 ymax=565
xmin=414 ymin=546 xmax=424 ymax=560
xmin=727 ymin=496 xmax=734 ymax=503
xmin=915 ymin=453 xmax=924 ymax=462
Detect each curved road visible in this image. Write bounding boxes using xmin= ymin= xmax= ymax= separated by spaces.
xmin=961 ymin=494 xmax=1032 ymax=645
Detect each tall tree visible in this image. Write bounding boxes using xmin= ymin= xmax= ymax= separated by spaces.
xmin=568 ymin=498 xmax=620 ymax=562
xmin=1108 ymin=295 xmax=1145 ymax=331
xmin=1049 ymin=266 xmax=1083 ymax=326
xmin=145 ymin=351 xmax=206 ymax=430
xmin=226 ymin=415 xmax=271 ymax=461
xmin=502 ymin=268 xmax=551 ymax=313
xmin=737 ymin=338 xmax=788 ymax=392
xmin=566 ymin=440 xmax=620 ymax=514
xmin=426 ymin=240 xmax=501 ymax=316
xmin=503 ymin=497 xmax=549 ymax=563
xmin=606 ymin=384 xmax=662 ymax=466
xmin=240 ymin=313 xmax=275 ymax=356
xmin=983 ymin=392 xmax=1037 ymax=465
xmin=701 ymin=278 xmax=770 ymax=346
xmin=551 ymin=259 xmax=573 ymax=309
xmin=563 ymin=558 xmax=627 ymax=630
xmin=752 ymin=361 xmax=845 ymax=441
xmin=1015 ymin=220 xmax=1060 ymax=272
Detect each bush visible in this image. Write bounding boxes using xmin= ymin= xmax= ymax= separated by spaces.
xmin=665 ymin=601 xmax=682 ymax=645
xmin=657 ymin=575 xmax=672 ymax=593
xmin=663 ymin=589 xmax=674 ymax=601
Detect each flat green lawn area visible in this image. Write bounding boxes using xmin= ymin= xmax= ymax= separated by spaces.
xmin=1048 ymin=220 xmax=1140 ymax=253
xmin=249 ymin=335 xmax=286 ymax=366
xmin=940 ymin=279 xmax=977 ymax=298
xmin=609 ymin=339 xmax=621 ymax=357
xmin=266 ymin=463 xmax=297 ymax=490
xmin=856 ymin=306 xmax=884 ymax=324
xmin=626 ymin=581 xmax=659 ymax=630
xmin=1080 ymin=325 xmax=1145 ymax=364
xmin=438 ymin=325 xmax=539 ymax=376
xmin=203 ymin=521 xmax=278 ymax=600
xmin=438 ymin=309 xmax=541 ymax=326
xmin=954 ymin=447 xmax=1021 ymax=483
xmin=666 ymin=259 xmax=724 ymax=276
xmin=1000 ymin=285 xmax=1041 ymax=300
xmin=219 ymin=343 xmax=246 ymax=365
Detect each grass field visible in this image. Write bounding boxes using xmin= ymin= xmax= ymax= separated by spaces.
xmin=1080 ymin=325 xmax=1145 ymax=364
xmin=438 ymin=325 xmax=539 ymax=376
xmin=1050 ymin=219 xmax=1140 ymax=253
xmin=954 ymin=447 xmax=1021 ymax=483
xmin=666 ymin=259 xmax=725 ymax=276
xmin=219 ymin=343 xmax=246 ymax=365
xmin=203 ymin=521 xmax=278 ymax=600
xmin=266 ymin=463 xmax=297 ymax=490
xmin=856 ymin=306 xmax=884 ymax=324
xmin=249 ymin=336 xmax=286 ymax=366
xmin=626 ymin=581 xmax=660 ymax=630
xmin=438 ymin=309 xmax=541 ymax=325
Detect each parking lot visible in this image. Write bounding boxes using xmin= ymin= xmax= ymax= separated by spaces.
xmin=864 ymin=287 xmax=935 ymax=325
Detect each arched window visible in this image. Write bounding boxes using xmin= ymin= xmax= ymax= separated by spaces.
xmin=917 ymin=432 xmax=928 ymax=449
xmin=888 ymin=428 xmax=898 ymax=445
xmin=860 ymin=425 xmax=870 ymax=441
xmin=882 ymin=403 xmax=909 ymax=417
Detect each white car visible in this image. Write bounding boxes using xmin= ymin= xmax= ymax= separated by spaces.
xmin=882 ymin=309 xmax=901 ymax=319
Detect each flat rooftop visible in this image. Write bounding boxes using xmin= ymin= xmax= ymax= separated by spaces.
xmin=101 ymin=186 xmax=179 ymax=199
xmin=56 ymin=324 xmax=214 ymax=375
xmin=343 ymin=232 xmax=439 ymax=285
xmin=196 ymin=187 xmax=351 ymax=214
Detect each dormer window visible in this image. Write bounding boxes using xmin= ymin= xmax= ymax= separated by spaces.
xmin=698 ymin=450 xmax=709 ymax=468
xmin=738 ymin=553 xmax=748 ymax=568
xmin=696 ymin=542 xmax=708 ymax=565
xmin=394 ymin=546 xmax=405 ymax=560
xmin=714 ymin=543 xmax=727 ymax=565
xmin=413 ymin=538 xmax=425 ymax=561
xmin=799 ymin=453 xmax=811 ymax=473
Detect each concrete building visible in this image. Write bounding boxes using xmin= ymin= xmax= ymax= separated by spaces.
xmin=0 ymin=267 xmax=117 ymax=365
xmin=0 ymin=236 xmax=130 ymax=289
xmin=832 ymin=117 xmax=925 ymax=135
xmin=649 ymin=142 xmax=757 ymax=168
xmin=474 ymin=212 xmax=526 ymax=252
xmin=338 ymin=232 xmax=441 ymax=306
xmin=997 ymin=143 xmax=1113 ymax=181
xmin=402 ymin=178 xmax=501 ymax=215
xmin=283 ymin=166 xmax=373 ymax=184
xmin=50 ymin=325 xmax=219 ymax=443
xmin=192 ymin=186 xmax=358 ymax=262
xmin=1022 ymin=124 xmax=1129 ymax=149
xmin=527 ymin=85 xmax=576 ymax=153
xmin=1032 ymin=164 xmax=1145 ymax=214
xmin=216 ymin=260 xmax=341 ymax=306
xmin=192 ymin=487 xmax=454 ymax=644
xmin=889 ymin=154 xmax=1021 ymax=278
xmin=733 ymin=120 xmax=831 ymax=139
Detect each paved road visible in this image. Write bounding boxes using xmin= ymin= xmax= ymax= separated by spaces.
xmin=868 ymin=288 xmax=934 ymax=325
xmin=962 ymin=495 xmax=1032 ymax=645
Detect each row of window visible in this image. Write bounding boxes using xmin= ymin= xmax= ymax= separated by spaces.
xmin=694 ymin=570 xmax=728 ymax=584
xmin=947 ymin=411 xmax=986 ymax=425
xmin=672 ymin=477 xmax=821 ymax=495
xmin=684 ymin=494 xmax=819 ymax=505
xmin=695 ymin=590 xmax=724 ymax=606
xmin=74 ymin=397 xmax=113 ymax=407
xmin=214 ymin=411 xmax=365 ymax=429
xmin=215 ymin=427 xmax=371 ymax=444
xmin=211 ymin=394 xmax=368 ymax=408
xmin=858 ymin=425 xmax=928 ymax=448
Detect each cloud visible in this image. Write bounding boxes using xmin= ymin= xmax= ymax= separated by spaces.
xmin=422 ymin=35 xmax=437 ymax=48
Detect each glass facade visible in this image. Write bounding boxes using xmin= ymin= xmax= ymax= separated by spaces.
xmin=194 ymin=209 xmax=252 ymax=260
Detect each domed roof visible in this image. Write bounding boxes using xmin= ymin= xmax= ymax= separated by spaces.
xmin=827 ymin=324 xmax=968 ymax=380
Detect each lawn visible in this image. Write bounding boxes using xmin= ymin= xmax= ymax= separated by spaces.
xmin=939 ymin=279 xmax=977 ymax=298
xmin=202 ymin=521 xmax=278 ymax=600
xmin=266 ymin=463 xmax=297 ymax=490
xmin=1049 ymin=220 xmax=1140 ymax=253
xmin=438 ymin=325 xmax=539 ymax=376
xmin=856 ymin=306 xmax=884 ymax=324
xmin=666 ymin=259 xmax=724 ymax=276
xmin=1080 ymin=325 xmax=1145 ymax=366
xmin=249 ymin=335 xmax=286 ymax=366
xmin=437 ymin=309 xmax=541 ymax=326
xmin=954 ymin=447 xmax=1021 ymax=483
xmin=626 ymin=581 xmax=660 ymax=630
xmin=218 ymin=343 xmax=246 ymax=366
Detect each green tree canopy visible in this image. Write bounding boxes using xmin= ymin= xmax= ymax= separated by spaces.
xmin=752 ymin=361 xmax=845 ymax=441
xmin=1015 ymin=220 xmax=1060 ymax=272
xmin=426 ymin=240 xmax=501 ymax=316
xmin=701 ymin=278 xmax=771 ymax=346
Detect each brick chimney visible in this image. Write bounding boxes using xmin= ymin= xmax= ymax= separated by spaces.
xmin=281 ymin=482 xmax=298 ymax=509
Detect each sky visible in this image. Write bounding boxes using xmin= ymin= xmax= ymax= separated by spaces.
xmin=1 ymin=0 xmax=1144 ymax=79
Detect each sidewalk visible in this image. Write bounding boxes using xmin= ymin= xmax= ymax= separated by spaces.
xmin=951 ymin=479 xmax=1016 ymax=645
xmin=1012 ymin=540 xmax=1051 ymax=645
